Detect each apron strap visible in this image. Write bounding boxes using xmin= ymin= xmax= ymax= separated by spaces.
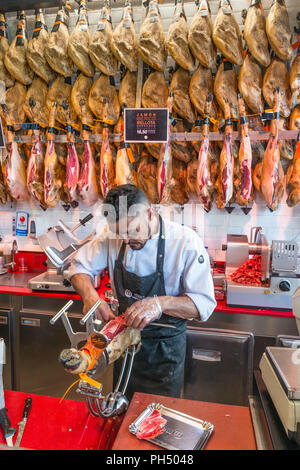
xmin=156 ymin=215 xmax=165 ymax=276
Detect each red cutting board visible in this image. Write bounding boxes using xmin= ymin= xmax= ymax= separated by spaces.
xmin=112 ymin=392 xmax=257 ymax=451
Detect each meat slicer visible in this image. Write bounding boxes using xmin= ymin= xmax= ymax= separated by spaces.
xmin=28 ymin=214 xmax=100 ymax=292
xmin=50 ymin=300 xmax=141 ymax=418
xmin=258 ymin=287 xmax=300 ymax=446
xmin=223 ymin=227 xmax=300 ymax=310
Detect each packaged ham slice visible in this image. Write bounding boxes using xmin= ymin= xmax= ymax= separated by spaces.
xmin=136 ymin=409 xmax=167 ymax=440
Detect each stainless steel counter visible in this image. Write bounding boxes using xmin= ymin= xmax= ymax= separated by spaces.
xmin=0 ymin=272 xmax=39 ymax=288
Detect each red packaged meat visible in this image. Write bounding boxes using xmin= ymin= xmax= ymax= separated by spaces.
xmin=230 ymin=255 xmax=262 ymax=286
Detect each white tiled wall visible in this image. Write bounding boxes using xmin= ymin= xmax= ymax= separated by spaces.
xmin=0 ymin=0 xmax=300 ymax=260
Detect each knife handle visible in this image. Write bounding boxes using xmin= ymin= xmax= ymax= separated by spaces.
xmin=0 ymin=408 xmax=16 ymax=438
xmin=22 ymin=397 xmax=32 ymax=420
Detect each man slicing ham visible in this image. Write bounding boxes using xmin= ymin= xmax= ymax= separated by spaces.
xmin=68 ymin=185 xmax=216 ymax=400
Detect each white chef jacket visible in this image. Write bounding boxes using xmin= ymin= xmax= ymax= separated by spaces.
xmin=68 ymin=217 xmax=216 ymax=322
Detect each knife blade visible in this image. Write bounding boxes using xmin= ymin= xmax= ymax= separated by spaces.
xmin=14 ymin=397 xmax=32 ymax=448
xmin=0 ymin=340 xmax=16 ymax=447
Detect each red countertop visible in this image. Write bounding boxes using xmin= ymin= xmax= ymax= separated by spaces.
xmin=0 ymin=390 xmax=123 ymax=450
xmin=112 ymin=392 xmax=257 ymax=451
xmin=0 ymin=268 xmax=294 ymax=318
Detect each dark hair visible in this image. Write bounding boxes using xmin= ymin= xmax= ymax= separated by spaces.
xmin=102 ymin=185 xmax=150 ymax=222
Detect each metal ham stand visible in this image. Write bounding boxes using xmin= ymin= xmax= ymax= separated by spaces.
xmin=50 ymin=300 xmax=140 ymax=418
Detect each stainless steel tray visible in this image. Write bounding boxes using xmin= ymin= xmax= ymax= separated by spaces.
xmin=129 ymin=403 xmax=214 ymax=450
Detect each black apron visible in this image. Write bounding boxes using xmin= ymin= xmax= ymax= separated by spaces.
xmin=112 ymin=216 xmax=186 ymax=401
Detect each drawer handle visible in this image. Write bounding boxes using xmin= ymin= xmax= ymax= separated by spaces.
xmin=0 ymin=316 xmax=8 ymax=325
xmin=21 ymin=318 xmax=40 ymax=327
xmin=192 ymin=348 xmax=221 ymax=362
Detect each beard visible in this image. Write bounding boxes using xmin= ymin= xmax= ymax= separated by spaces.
xmin=126 ymin=225 xmax=151 ymax=250
xmin=127 ymin=240 xmax=147 ymax=250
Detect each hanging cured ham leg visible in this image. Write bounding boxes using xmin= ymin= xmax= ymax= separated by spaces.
xmin=111 ymin=0 xmax=138 ymax=72
xmin=4 ymin=11 xmax=34 ymax=86
xmin=260 ymin=88 xmax=284 ymax=211
xmin=167 ymin=0 xmax=195 ymax=72
xmin=212 ymin=0 xmax=243 ymax=66
xmin=290 ymin=47 xmax=300 ymax=105
xmin=157 ymin=93 xmax=174 ymax=204
xmin=1 ymin=104 xmax=28 ymax=202
xmin=77 ymin=100 xmax=99 ymax=206
xmin=235 ymin=95 xmax=253 ymax=207
xmin=196 ymin=93 xmax=214 ymax=212
xmin=26 ymin=9 xmax=56 ymax=83
xmin=215 ymin=100 xmax=234 ymax=210
xmin=266 ymin=0 xmax=293 ymax=62
xmin=44 ymin=6 xmax=74 ymax=77
xmin=115 ymin=118 xmax=135 ymax=187
xmin=88 ymin=1 xmax=118 ymax=76
xmin=44 ymin=103 xmax=62 ymax=208
xmin=188 ymin=0 xmax=215 ymax=69
xmin=0 ymin=13 xmax=14 ymax=88
xmin=286 ymin=134 xmax=300 ymax=208
xmin=68 ymin=0 xmax=94 ymax=78
xmin=63 ymin=101 xmax=80 ymax=207
xmin=26 ymin=100 xmax=46 ymax=209
xmin=99 ymin=100 xmax=115 ymax=199
xmin=243 ymin=0 xmax=270 ymax=68
xmin=138 ymin=0 xmax=167 ymax=71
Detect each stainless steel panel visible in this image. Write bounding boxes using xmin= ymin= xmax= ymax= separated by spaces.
xmin=22 ymin=296 xmax=83 ymax=315
xmin=183 ymin=327 xmax=254 ymax=406
xmin=265 ymin=347 xmax=300 ymax=400
xmin=18 ymin=311 xmax=86 ymax=401
xmin=0 ymin=294 xmax=11 ymax=309
xmin=0 ymin=272 xmax=36 ymax=288
xmin=276 ymin=335 xmax=300 ymax=348
xmin=0 ymin=310 xmax=12 ymax=390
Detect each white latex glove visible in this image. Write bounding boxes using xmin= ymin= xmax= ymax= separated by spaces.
xmin=124 ymin=296 xmax=163 ymax=330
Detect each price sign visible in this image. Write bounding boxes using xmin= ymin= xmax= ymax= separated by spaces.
xmin=124 ymin=108 xmax=169 ymax=143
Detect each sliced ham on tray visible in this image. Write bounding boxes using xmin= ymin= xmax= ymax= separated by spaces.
xmin=136 ymin=409 xmax=167 ymax=440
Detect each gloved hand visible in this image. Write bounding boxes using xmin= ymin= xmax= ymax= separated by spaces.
xmin=124 ymin=296 xmax=163 ymax=330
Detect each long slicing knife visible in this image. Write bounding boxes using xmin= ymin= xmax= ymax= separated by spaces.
xmin=0 ymin=340 xmax=16 ymax=447
xmin=14 ymin=397 xmax=32 ymax=448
